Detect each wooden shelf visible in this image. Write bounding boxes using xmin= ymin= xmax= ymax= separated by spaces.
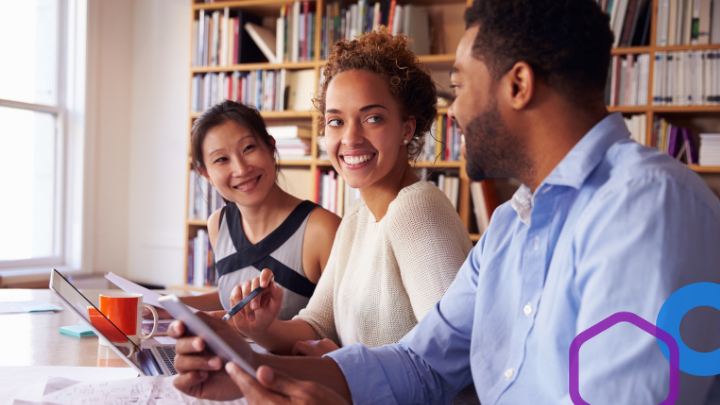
xmin=651 ymin=106 xmax=720 ymax=113
xmin=192 ymin=0 xmax=315 ymax=13
xmin=187 ymin=219 xmax=207 ymax=227
xmin=689 ymin=165 xmax=720 ymax=173
xmin=192 ymin=60 xmax=321 ymax=73
xmin=606 ymin=106 xmax=720 ymax=114
xmin=612 ymin=46 xmax=653 ymax=54
xmin=190 ymin=110 xmax=314 ymax=119
xmin=470 ymin=233 xmax=482 ymax=242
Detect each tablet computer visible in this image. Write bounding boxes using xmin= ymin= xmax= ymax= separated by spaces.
xmin=158 ymin=295 xmax=257 ymax=378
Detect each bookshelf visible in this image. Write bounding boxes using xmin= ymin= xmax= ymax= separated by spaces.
xmin=182 ymin=0 xmax=720 ymax=288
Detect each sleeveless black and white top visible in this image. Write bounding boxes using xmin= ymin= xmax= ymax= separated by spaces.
xmin=215 ymin=200 xmax=319 ymax=320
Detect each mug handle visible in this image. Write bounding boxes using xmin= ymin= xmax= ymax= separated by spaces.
xmin=140 ymin=304 xmax=158 ymax=340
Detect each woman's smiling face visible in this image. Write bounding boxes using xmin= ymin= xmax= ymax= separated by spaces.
xmin=323 ymin=70 xmax=414 ymax=190
xmin=201 ymin=119 xmax=277 ymax=207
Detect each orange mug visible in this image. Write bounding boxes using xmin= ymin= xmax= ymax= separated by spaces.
xmin=88 ymin=292 xmax=158 ymax=357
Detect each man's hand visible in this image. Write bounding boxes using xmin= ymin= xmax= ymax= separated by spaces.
xmin=292 ymin=339 xmax=340 ymax=357
xmin=169 ymin=313 xmax=256 ymax=401
xmin=226 ymin=362 xmax=350 ymax=405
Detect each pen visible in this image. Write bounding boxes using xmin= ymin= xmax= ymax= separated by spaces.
xmin=222 ymin=276 xmax=275 ymax=322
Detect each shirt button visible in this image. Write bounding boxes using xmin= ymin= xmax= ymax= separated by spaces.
xmin=504 ymin=368 xmax=514 ymax=380
xmin=534 ymin=236 xmax=539 ymax=251
xmin=523 ymin=304 xmax=533 ymax=316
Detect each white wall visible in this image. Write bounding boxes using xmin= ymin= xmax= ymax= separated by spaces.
xmin=88 ymin=0 xmax=190 ymax=286
xmin=86 ymin=0 xmax=133 ymax=278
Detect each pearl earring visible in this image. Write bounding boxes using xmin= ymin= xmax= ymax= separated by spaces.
xmin=403 ymin=139 xmax=409 ymax=145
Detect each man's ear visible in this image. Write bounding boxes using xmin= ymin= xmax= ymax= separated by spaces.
xmin=269 ymin=135 xmax=276 ymax=148
xmin=504 ymin=61 xmax=535 ymax=111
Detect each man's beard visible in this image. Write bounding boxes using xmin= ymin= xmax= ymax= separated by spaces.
xmin=463 ymin=97 xmax=533 ymax=183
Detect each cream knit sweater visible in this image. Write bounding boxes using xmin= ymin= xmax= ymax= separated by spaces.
xmin=296 ymin=181 xmax=473 ymax=348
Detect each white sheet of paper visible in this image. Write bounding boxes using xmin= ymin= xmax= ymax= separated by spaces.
xmin=0 ymin=301 xmax=62 ymax=315
xmin=105 ymin=272 xmax=199 ymax=313
xmin=16 ymin=375 xmax=246 ymax=405
xmin=0 ymin=366 xmax=138 ymax=405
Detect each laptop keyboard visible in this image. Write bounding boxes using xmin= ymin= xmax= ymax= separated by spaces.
xmin=156 ymin=345 xmax=178 ymax=375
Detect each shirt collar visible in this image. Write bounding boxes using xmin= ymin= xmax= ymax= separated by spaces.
xmin=542 ymin=112 xmax=629 ymax=189
xmin=509 ymin=112 xmax=629 ymax=224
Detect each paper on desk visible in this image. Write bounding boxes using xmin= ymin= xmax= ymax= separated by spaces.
xmin=0 ymin=366 xmax=138 ymax=405
xmin=105 ymin=272 xmax=199 ymax=313
xmin=0 ymin=301 xmax=62 ymax=315
xmin=16 ymin=375 xmax=246 ymax=405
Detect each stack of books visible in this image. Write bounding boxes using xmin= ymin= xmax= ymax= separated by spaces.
xmin=321 ymin=1 xmax=430 ymax=59
xmin=598 ymin=0 xmax=653 ymax=47
xmin=191 ymin=69 xmax=316 ymax=113
xmin=652 ymin=117 xmax=699 ymax=164
xmin=605 ymin=54 xmax=650 ymax=106
xmin=654 ymin=0 xmax=720 ymax=46
xmin=267 ymin=125 xmax=312 ymax=159
xmin=417 ymin=115 xmax=462 ymax=163
xmin=652 ymin=50 xmax=720 ymax=106
xmin=699 ymin=133 xmax=720 ymax=166
xmin=624 ymin=114 xmax=648 ymax=145
xmin=188 ymin=171 xmax=225 ymax=221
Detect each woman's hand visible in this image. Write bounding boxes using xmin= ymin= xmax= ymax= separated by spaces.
xmin=291 ymin=339 xmax=340 ymax=357
xmin=228 ymin=269 xmax=283 ymax=337
xmin=226 ymin=363 xmax=349 ymax=405
xmin=169 ymin=313 xmax=256 ymax=401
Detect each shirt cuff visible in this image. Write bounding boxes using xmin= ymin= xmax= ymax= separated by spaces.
xmin=325 ymin=343 xmax=398 ymax=405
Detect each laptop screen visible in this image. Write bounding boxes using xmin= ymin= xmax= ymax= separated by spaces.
xmin=49 ymin=269 xmax=142 ymax=358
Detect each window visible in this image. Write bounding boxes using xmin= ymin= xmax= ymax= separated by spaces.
xmin=0 ymin=0 xmax=87 ymax=272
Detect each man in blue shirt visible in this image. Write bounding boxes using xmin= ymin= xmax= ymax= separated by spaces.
xmin=170 ymin=0 xmax=720 ymax=403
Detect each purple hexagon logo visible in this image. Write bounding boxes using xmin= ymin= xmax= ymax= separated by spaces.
xmin=569 ymin=312 xmax=679 ymax=405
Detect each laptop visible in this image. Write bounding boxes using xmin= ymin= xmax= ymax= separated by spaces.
xmin=49 ymin=268 xmax=178 ymax=377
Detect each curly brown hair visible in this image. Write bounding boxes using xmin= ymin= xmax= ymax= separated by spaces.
xmin=315 ymin=30 xmax=437 ymax=160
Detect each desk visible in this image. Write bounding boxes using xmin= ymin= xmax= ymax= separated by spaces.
xmin=0 ymin=288 xmax=189 ymax=368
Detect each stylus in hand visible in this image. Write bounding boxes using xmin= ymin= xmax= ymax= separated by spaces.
xmin=222 ymin=276 xmax=275 ymax=322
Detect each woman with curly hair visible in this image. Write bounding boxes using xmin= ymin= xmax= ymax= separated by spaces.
xmin=227 ymin=30 xmax=472 ymax=358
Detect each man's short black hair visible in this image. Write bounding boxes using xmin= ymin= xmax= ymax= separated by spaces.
xmin=465 ymin=0 xmax=614 ymax=105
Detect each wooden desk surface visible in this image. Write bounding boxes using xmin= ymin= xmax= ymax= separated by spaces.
xmin=0 ymin=289 xmax=187 ymax=368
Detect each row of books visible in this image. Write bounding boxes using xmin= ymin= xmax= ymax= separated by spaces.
xmin=699 ymin=133 xmax=720 ymax=165
xmin=656 ymin=0 xmax=720 ymax=46
xmin=188 ymin=171 xmax=225 ymax=221
xmin=418 ymin=115 xmax=462 ymax=162
xmin=321 ymin=1 xmax=430 ymax=59
xmin=652 ymin=118 xmax=699 ymax=164
xmin=624 ymin=114 xmax=648 ymax=145
xmin=606 ymin=54 xmax=651 ymax=106
xmin=652 ymin=50 xmax=720 ymax=105
xmin=191 ymin=69 xmax=316 ymax=113
xmin=192 ymin=8 xmax=265 ymax=66
xmin=597 ymin=0 xmax=653 ymax=47
xmin=187 ymin=230 xmax=217 ymax=287
xmin=268 ymin=125 xmax=312 ymax=159
xmin=317 ymin=170 xmax=344 ymax=216
xmin=276 ymin=2 xmax=317 ymax=63
xmin=414 ymin=168 xmax=461 ymax=210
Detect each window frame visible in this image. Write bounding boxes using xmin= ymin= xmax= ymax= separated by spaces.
xmin=0 ymin=0 xmax=89 ymax=275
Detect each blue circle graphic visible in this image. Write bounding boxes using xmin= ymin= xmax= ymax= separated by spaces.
xmin=656 ymin=282 xmax=720 ymax=376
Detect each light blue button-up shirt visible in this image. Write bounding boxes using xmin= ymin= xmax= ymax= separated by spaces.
xmin=327 ymin=112 xmax=720 ymax=404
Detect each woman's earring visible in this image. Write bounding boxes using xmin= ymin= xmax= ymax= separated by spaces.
xmin=403 ymin=139 xmax=409 ymax=145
